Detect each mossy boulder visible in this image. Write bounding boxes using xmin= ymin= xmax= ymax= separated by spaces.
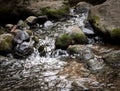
xmin=88 ymin=0 xmax=120 ymax=44
xmin=55 ymin=34 xmax=73 ymax=49
xmin=41 ymin=5 xmax=69 ymax=19
xmin=0 ymin=34 xmax=14 ymax=54
xmin=55 ymin=26 xmax=87 ymax=49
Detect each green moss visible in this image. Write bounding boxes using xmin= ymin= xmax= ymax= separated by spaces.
xmin=67 ymin=46 xmax=77 ymax=54
xmin=111 ymin=28 xmax=120 ymax=38
xmin=92 ymin=15 xmax=100 ymax=24
xmin=41 ymin=5 xmax=69 ymax=19
xmin=71 ymin=33 xmax=87 ymax=44
xmin=55 ymin=34 xmax=73 ymax=49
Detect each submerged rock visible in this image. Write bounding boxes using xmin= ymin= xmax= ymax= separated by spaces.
xmin=55 ymin=26 xmax=88 ymax=49
xmin=0 ymin=34 xmax=14 ymax=54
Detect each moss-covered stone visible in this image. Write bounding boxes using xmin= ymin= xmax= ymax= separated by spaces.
xmin=0 ymin=34 xmax=14 ymax=53
xmin=110 ymin=28 xmax=120 ymax=38
xmin=55 ymin=26 xmax=88 ymax=49
xmin=41 ymin=5 xmax=69 ymax=19
xmin=71 ymin=33 xmax=87 ymax=44
xmin=55 ymin=34 xmax=73 ymax=49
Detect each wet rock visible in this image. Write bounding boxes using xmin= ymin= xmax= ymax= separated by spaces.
xmin=25 ymin=16 xmax=38 ymax=25
xmin=88 ymin=0 xmax=120 ymax=44
xmin=14 ymin=42 xmax=34 ymax=58
xmin=103 ymin=50 xmax=120 ymax=67
xmin=55 ymin=26 xmax=88 ymax=49
xmin=44 ymin=20 xmax=53 ymax=29
xmin=0 ymin=34 xmax=14 ymax=53
xmin=13 ymin=29 xmax=30 ymax=44
xmin=83 ymin=28 xmax=95 ymax=36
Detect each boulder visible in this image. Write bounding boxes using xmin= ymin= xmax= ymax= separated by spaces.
xmin=55 ymin=26 xmax=88 ymax=49
xmin=0 ymin=34 xmax=14 ymax=53
xmin=88 ymin=0 xmax=120 ymax=44
xmin=14 ymin=41 xmax=34 ymax=58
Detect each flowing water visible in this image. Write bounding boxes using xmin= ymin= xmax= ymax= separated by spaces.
xmin=0 ymin=8 xmax=120 ymax=91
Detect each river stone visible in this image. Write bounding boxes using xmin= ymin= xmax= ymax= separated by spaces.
xmin=55 ymin=26 xmax=88 ymax=49
xmin=13 ymin=29 xmax=30 ymax=44
xmin=14 ymin=42 xmax=33 ymax=58
xmin=25 ymin=16 xmax=37 ymax=25
xmin=0 ymin=34 xmax=14 ymax=53
xmin=103 ymin=50 xmax=120 ymax=67
xmin=88 ymin=0 xmax=120 ymax=44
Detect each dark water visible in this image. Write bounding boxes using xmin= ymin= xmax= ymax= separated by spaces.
xmin=0 ymin=8 xmax=120 ymax=91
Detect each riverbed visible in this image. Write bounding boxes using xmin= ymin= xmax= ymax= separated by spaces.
xmin=0 ymin=8 xmax=120 ymax=91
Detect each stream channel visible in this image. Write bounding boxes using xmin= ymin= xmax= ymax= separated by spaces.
xmin=0 ymin=7 xmax=120 ymax=91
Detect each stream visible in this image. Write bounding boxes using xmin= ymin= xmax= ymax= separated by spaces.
xmin=0 ymin=8 xmax=120 ymax=91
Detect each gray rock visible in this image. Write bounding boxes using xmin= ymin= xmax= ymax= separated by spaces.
xmin=14 ymin=29 xmax=30 ymax=44
xmin=88 ymin=0 xmax=120 ymax=44
xmin=14 ymin=41 xmax=33 ymax=58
